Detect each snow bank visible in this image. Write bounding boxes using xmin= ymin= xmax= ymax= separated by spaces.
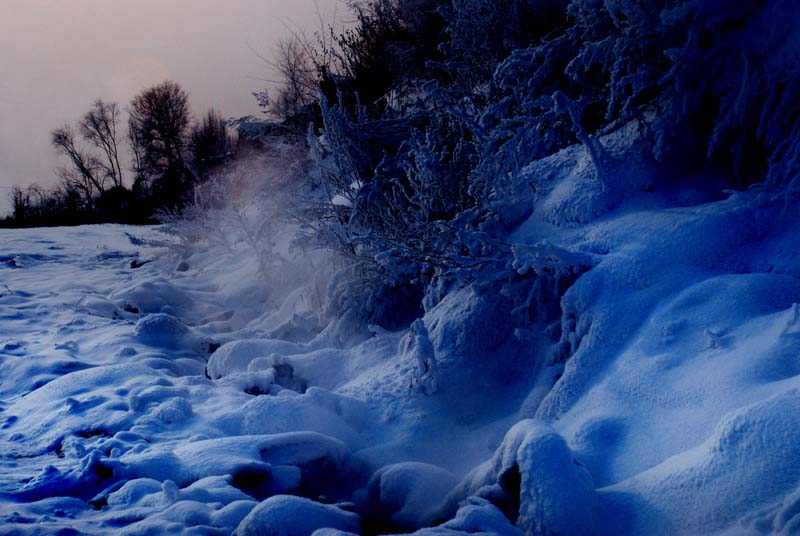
xmin=604 ymin=389 xmax=800 ymax=535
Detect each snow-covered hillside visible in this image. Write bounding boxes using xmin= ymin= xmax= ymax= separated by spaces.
xmin=2 ymin=132 xmax=800 ymax=535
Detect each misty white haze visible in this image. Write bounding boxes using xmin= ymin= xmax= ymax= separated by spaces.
xmin=0 ymin=0 xmax=339 ymax=215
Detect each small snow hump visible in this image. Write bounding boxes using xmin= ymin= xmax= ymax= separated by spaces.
xmin=235 ymin=495 xmax=361 ymax=536
xmin=444 ymin=420 xmax=599 ymax=536
xmin=356 ymin=461 xmax=458 ymax=531
xmin=132 ymin=313 xmax=217 ymax=356
xmin=134 ymin=313 xmax=190 ymax=349
xmin=400 ymin=319 xmax=438 ymax=395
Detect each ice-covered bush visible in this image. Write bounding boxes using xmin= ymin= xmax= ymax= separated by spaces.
xmin=441 ymin=0 xmax=567 ymax=89
xmin=478 ymin=0 xmax=800 ymax=189
xmin=657 ymin=0 xmax=800 ymax=187
xmin=165 ymin=0 xmax=800 ymax=341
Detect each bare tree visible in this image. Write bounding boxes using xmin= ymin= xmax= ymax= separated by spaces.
xmin=54 ymin=166 xmax=94 ymax=207
xmin=129 ymin=117 xmax=147 ymax=193
xmin=189 ymin=109 xmax=237 ymax=179
xmin=10 ymin=186 xmax=30 ymax=220
xmin=252 ymin=0 xmax=341 ymax=123
xmin=128 ymin=81 xmax=192 ymax=206
xmin=270 ymin=37 xmax=320 ymax=121
xmin=128 ymin=81 xmax=191 ymax=177
xmin=51 ymin=125 xmax=106 ymax=204
xmin=80 ymin=100 xmax=125 ymax=188
xmin=51 ymin=98 xmax=126 ymax=211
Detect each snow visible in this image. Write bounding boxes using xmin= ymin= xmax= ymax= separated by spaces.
xmin=3 ymin=124 xmax=800 ymax=535
xmin=439 ymin=420 xmax=598 ymax=535
xmin=356 ymin=461 xmax=458 ymax=531
xmin=411 ymin=497 xmax=523 ymax=536
xmin=235 ymin=495 xmax=361 ymax=536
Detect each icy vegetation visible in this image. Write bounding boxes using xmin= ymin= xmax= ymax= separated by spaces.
xmin=4 ymin=0 xmax=800 ymax=534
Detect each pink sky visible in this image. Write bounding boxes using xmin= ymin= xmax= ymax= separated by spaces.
xmin=0 ymin=0 xmax=341 ymax=213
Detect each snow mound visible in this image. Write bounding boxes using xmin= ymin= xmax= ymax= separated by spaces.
xmin=531 ymin=124 xmax=653 ymax=227
xmin=134 ymin=313 xmax=190 ymax=346
xmin=134 ymin=313 xmax=214 ymax=354
xmin=234 ymin=495 xmax=360 ymax=536
xmin=108 ymin=431 xmax=366 ymax=507
xmin=356 ymin=461 xmax=459 ymax=531
xmin=426 ymin=286 xmax=513 ymax=358
xmin=3 ymin=364 xmax=153 ymax=455
xmin=238 ymin=388 xmax=369 ymax=447
xmin=206 ymin=339 xmax=305 ymax=379
xmin=76 ymin=296 xmax=133 ymax=320
xmin=606 ymin=389 xmax=800 ymax=535
xmin=111 ymin=277 xmax=192 ymax=315
xmin=411 ymin=497 xmax=523 ymax=536
xmin=540 ymin=149 xmax=612 ymax=226
xmin=442 ymin=420 xmax=598 ymax=536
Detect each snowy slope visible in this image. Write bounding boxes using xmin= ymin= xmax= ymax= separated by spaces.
xmin=2 ymin=132 xmax=800 ymax=535
xmin=0 ymin=226 xmax=377 ymax=535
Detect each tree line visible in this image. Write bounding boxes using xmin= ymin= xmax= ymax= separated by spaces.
xmin=3 ymin=81 xmax=235 ymax=227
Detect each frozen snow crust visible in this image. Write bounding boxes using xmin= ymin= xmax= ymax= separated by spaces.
xmin=3 ymin=132 xmax=800 ymax=534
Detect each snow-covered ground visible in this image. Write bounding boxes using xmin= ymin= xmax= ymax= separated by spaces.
xmin=3 ymin=137 xmax=800 ymax=535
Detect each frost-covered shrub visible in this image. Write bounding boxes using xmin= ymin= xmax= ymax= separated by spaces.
xmin=473 ymin=0 xmax=672 ymax=191
xmin=310 ymin=92 xmax=486 ymax=328
xmin=311 ymin=82 xmax=598 ymax=332
xmin=441 ymin=0 xmax=567 ymax=88
xmin=325 ymin=264 xmax=426 ymax=333
xmin=299 ymin=0 xmax=800 ymax=340
xmin=473 ymin=0 xmax=800 ymax=191
xmin=656 ymin=0 xmax=800 ymax=187
xmin=304 ymin=2 xmax=587 ymax=333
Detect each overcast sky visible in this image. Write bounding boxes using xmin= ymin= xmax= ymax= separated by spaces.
xmin=0 ymin=0 xmax=340 ymax=214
